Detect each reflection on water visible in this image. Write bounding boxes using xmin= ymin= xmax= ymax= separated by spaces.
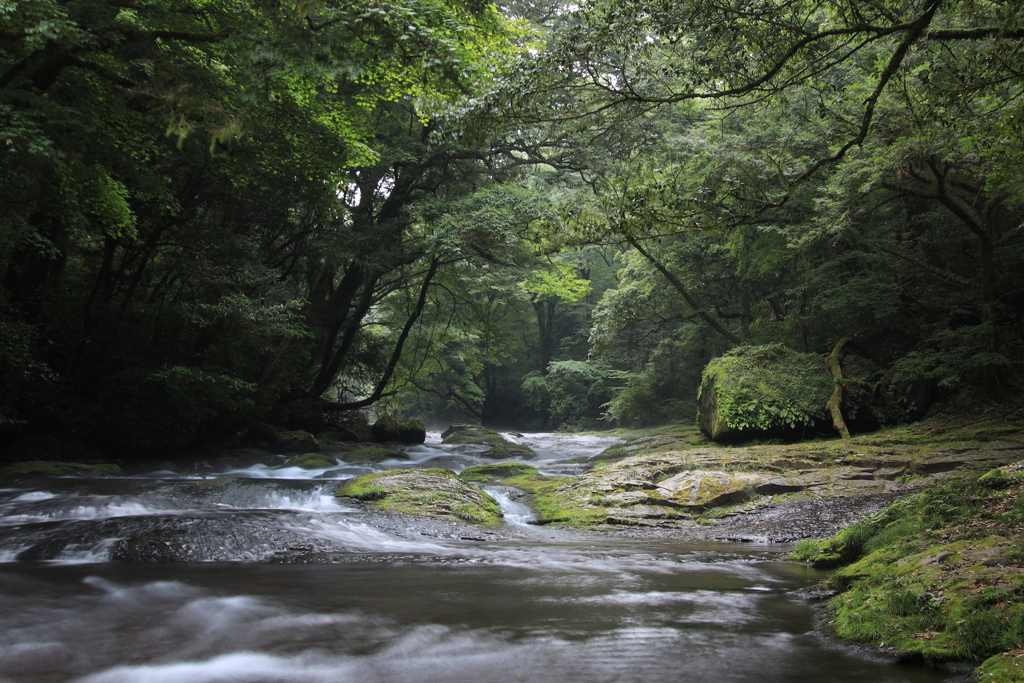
xmin=0 ymin=433 xmax=956 ymax=682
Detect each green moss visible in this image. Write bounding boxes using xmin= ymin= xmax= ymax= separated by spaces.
xmin=337 ymin=472 xmax=390 ymax=501
xmin=501 ymin=473 xmax=606 ymax=526
xmin=0 ymin=462 xmax=62 ymax=476
xmin=976 ymin=652 xmax=1024 ymax=682
xmin=335 ymin=469 xmax=502 ymax=525
xmin=283 ymin=453 xmax=336 ymax=469
xmin=459 ymin=463 xmax=539 ymax=482
xmin=798 ymin=466 xmax=1024 ymax=668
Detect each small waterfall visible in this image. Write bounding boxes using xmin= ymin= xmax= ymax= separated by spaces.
xmin=482 ymin=486 xmax=535 ymax=527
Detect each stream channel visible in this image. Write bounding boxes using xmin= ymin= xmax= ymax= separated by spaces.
xmin=0 ymin=433 xmax=956 ymax=682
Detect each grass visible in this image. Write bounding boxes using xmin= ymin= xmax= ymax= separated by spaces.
xmin=792 ymin=463 xmax=1024 ymax=671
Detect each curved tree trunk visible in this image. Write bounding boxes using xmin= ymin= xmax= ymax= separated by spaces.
xmin=826 ymin=337 xmax=851 ymax=439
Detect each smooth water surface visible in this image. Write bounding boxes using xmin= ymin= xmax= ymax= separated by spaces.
xmin=0 ymin=434 xmax=953 ymax=682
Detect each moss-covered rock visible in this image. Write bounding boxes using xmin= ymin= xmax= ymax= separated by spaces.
xmin=335 ymin=468 xmax=502 ymax=525
xmin=340 ymin=447 xmax=410 ymax=464
xmin=441 ymin=424 xmax=536 ymax=460
xmin=371 ymin=415 xmax=426 ymax=444
xmin=459 ymin=463 xmax=539 ymax=482
xmin=698 ymin=344 xmax=833 ymax=442
xmin=500 ymin=472 xmax=608 ymax=526
xmin=273 ymin=430 xmax=319 ymax=453
xmin=0 ymin=460 xmax=123 ymax=477
xmin=282 ymin=453 xmax=337 ymax=469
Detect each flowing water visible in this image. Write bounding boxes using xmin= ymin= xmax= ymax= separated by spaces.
xmin=0 ymin=434 xmax=955 ymax=682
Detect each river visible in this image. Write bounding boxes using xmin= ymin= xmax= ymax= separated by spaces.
xmin=0 ymin=433 xmax=954 ymax=682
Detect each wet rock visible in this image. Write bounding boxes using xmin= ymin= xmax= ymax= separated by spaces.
xmin=913 ymin=448 xmax=1024 ymax=474
xmin=441 ymin=425 xmax=536 ymax=460
xmin=283 ymin=453 xmax=337 ymax=469
xmin=340 ymin=447 xmax=410 ymax=464
xmin=656 ymin=470 xmax=762 ymax=508
xmin=459 ymin=463 xmax=539 ymax=482
xmin=0 ymin=460 xmax=123 ymax=477
xmin=336 ymin=468 xmax=502 ymax=525
xmin=371 ymin=416 xmax=426 ymax=445
xmin=317 ymin=430 xmax=360 ymax=443
xmin=273 ymin=430 xmax=319 ymax=453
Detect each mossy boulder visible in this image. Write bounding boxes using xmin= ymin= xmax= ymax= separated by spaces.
xmin=335 ymin=468 xmax=502 ymax=525
xmin=459 ymin=463 xmax=539 ymax=482
xmin=282 ymin=453 xmax=337 ymax=469
xmin=441 ymin=424 xmax=536 ymax=460
xmin=371 ymin=415 xmax=426 ymax=444
xmin=317 ymin=430 xmax=359 ymax=443
xmin=340 ymin=447 xmax=411 ymax=464
xmin=0 ymin=460 xmax=123 ymax=477
xmin=272 ymin=430 xmax=319 ymax=453
xmin=698 ymin=344 xmax=832 ymax=442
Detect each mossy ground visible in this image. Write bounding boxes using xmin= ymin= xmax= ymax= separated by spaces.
xmin=791 ymin=463 xmax=1024 ymax=677
xmin=336 ymin=468 xmax=502 ymax=525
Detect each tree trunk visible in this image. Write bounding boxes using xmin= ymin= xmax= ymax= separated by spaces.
xmin=826 ymin=337 xmax=851 ymax=439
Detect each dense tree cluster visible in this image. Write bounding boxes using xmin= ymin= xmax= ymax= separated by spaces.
xmin=1 ymin=0 xmax=1021 ymax=450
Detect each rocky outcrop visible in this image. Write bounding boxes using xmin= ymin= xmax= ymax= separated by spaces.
xmin=336 ymin=468 xmax=502 ymax=525
xmin=441 ymin=424 xmax=536 ymax=460
xmin=511 ymin=433 xmax=1024 ymax=529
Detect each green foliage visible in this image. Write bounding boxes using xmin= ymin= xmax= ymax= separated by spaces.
xmin=699 ymin=345 xmax=832 ymax=434
xmin=521 ymin=361 xmax=613 ymax=431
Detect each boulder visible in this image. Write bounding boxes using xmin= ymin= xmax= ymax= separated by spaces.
xmin=272 ymin=430 xmax=319 ymax=453
xmin=340 ymin=447 xmax=411 ymax=464
xmin=282 ymin=453 xmax=337 ymax=469
xmin=371 ymin=415 xmax=426 ymax=444
xmin=336 ymin=468 xmax=502 ymax=524
xmin=0 ymin=460 xmax=123 ymax=477
xmin=655 ymin=470 xmax=763 ymax=508
xmin=458 ymin=463 xmax=539 ymax=482
xmin=698 ymin=344 xmax=833 ymax=442
xmin=441 ymin=425 xmax=537 ymax=460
